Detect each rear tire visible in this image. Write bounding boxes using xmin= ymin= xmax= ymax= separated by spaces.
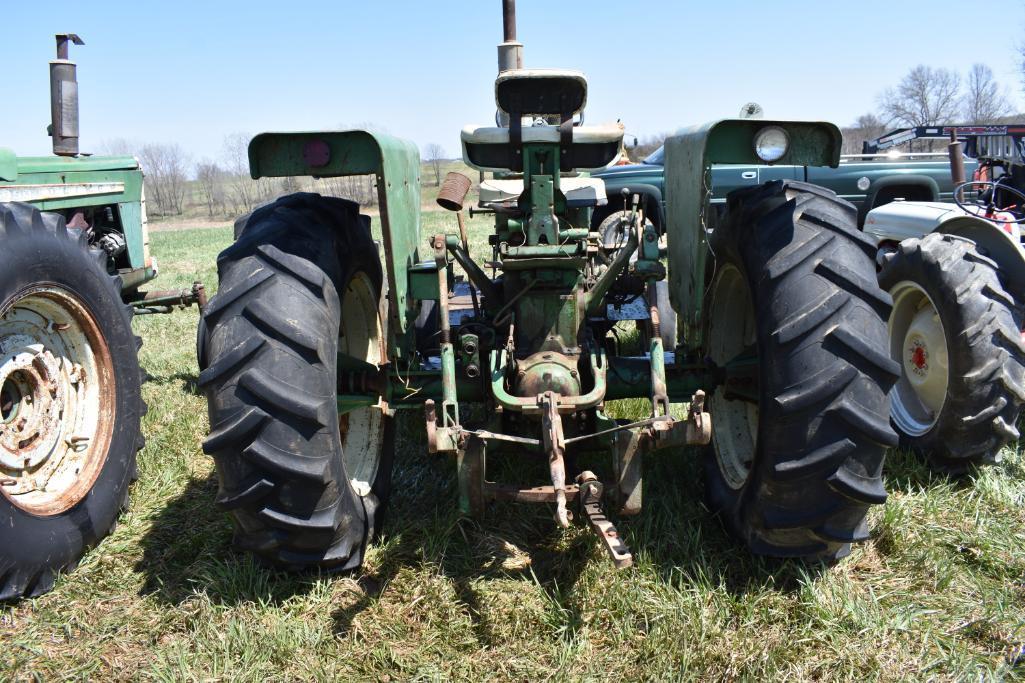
xmin=879 ymin=233 xmax=1025 ymax=471
xmin=0 ymin=202 xmax=144 ymax=600
xmin=703 ymin=181 xmax=899 ymax=560
xmin=199 ymin=193 xmax=393 ymax=572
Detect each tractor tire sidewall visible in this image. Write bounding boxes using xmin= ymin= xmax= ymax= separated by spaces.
xmin=702 ymin=181 xmax=898 ymax=560
xmin=201 ymin=193 xmax=393 ymax=571
xmin=879 ymin=233 xmax=1025 ymax=469
xmin=0 ymin=204 xmax=143 ymax=600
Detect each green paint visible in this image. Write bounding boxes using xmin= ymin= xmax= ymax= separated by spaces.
xmin=663 ymin=119 xmax=841 ymax=351
xmin=248 ymin=130 xmax=422 ymax=362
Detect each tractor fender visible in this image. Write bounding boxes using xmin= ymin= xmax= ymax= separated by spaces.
xmin=934 ymin=215 xmax=1025 ymax=299
xmin=0 ymin=147 xmax=16 ymax=181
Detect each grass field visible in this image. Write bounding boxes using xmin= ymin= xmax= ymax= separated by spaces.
xmin=2 ymin=213 xmax=1025 ymax=681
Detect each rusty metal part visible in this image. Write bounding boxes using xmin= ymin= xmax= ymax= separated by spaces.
xmin=437 ymin=172 xmax=472 ymax=212
xmin=486 ymin=482 xmax=580 ymax=504
xmin=540 ymin=391 xmax=570 ymax=527
xmin=458 ymin=435 xmax=486 ymax=517
xmin=0 ymin=285 xmax=115 ymax=516
xmin=563 ymin=415 xmax=670 ymax=446
xmin=130 ymin=281 xmax=207 ymax=315
xmin=425 ymin=399 xmax=438 ymax=453
xmin=686 ymin=390 xmax=711 ymax=445
xmin=647 ymin=390 xmax=713 ymax=450
xmin=949 ymin=129 xmax=966 ymax=186
xmin=576 ymin=471 xmax=633 ymax=569
xmin=461 ymin=428 xmax=539 ymax=447
xmin=614 ymin=429 xmax=644 ymax=516
xmin=502 ymin=0 xmax=517 ymax=41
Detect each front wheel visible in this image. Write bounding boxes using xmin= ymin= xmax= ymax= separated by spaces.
xmin=199 ymin=193 xmax=393 ymax=572
xmin=880 ymin=233 xmax=1025 ymax=471
xmin=703 ymin=181 xmax=899 ymax=561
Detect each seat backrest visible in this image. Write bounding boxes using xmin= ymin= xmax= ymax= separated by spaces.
xmin=495 ymin=69 xmax=588 ymax=119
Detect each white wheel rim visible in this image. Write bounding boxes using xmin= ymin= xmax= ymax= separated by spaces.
xmin=707 ymin=264 xmax=759 ymax=490
xmin=338 ymin=272 xmax=386 ymax=497
xmin=0 ymin=286 xmax=115 ymax=515
xmin=889 ymin=280 xmax=948 ymax=436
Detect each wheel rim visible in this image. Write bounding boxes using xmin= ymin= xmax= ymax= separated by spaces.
xmin=338 ymin=271 xmax=385 ymax=497
xmin=707 ymin=264 xmax=759 ymax=490
xmin=888 ymin=280 xmax=948 ymax=436
xmin=0 ymin=286 xmax=115 ymax=515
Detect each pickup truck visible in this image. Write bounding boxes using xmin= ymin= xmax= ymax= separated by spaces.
xmin=592 ymin=144 xmax=976 ymax=229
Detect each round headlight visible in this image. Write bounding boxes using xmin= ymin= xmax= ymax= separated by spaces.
xmin=753 ymin=126 xmax=789 ymax=163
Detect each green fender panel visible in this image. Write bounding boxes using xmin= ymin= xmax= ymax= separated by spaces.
xmin=248 ymin=130 xmax=422 ymax=361
xmin=663 ymin=119 xmax=842 ymax=351
xmin=0 ymin=148 xmax=16 ymax=182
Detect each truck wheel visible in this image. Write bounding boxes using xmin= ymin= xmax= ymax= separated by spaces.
xmin=879 ymin=233 xmax=1025 ymax=471
xmin=199 ymin=193 xmax=393 ymax=572
xmin=0 ymin=202 xmax=144 ymax=600
xmin=704 ymin=181 xmax=899 ymax=560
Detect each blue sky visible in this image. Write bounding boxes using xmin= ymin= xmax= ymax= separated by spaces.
xmin=3 ymin=0 xmax=1024 ymax=161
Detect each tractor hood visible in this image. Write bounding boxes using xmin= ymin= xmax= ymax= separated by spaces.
xmin=865 ymin=199 xmax=1025 ymax=298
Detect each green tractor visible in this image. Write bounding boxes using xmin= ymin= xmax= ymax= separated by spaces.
xmin=198 ymin=1 xmax=898 ymax=572
xmin=0 ymin=35 xmax=204 ymax=600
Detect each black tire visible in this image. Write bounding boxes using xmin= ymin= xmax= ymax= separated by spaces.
xmin=879 ymin=233 xmax=1025 ymax=471
xmin=0 ymin=202 xmax=144 ymax=600
xmin=199 ymin=193 xmax=393 ymax=572
xmin=703 ymin=181 xmax=900 ymax=561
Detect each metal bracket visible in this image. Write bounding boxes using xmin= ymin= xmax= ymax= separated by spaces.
xmin=576 ymin=471 xmax=633 ymax=569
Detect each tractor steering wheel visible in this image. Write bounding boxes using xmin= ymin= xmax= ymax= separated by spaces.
xmin=953 ymin=180 xmax=1025 ymax=224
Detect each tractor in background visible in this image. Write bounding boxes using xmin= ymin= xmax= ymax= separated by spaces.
xmin=0 ymin=35 xmax=204 ymax=601
xmin=863 ymin=126 xmax=1025 ymax=470
xmin=198 ymin=0 xmax=898 ymax=574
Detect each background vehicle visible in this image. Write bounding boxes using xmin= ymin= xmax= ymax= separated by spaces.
xmin=0 ymin=36 xmax=204 ymax=601
xmin=198 ymin=0 xmax=897 ymax=573
xmin=862 ymin=126 xmax=1025 ymax=470
xmin=594 ymin=139 xmax=977 ymax=231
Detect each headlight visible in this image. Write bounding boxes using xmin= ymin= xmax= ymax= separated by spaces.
xmin=753 ymin=126 xmax=789 ymax=163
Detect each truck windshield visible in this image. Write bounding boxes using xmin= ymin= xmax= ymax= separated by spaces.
xmin=644 ymin=146 xmax=664 ymax=165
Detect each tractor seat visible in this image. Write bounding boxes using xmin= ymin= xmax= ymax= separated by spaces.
xmin=478 ymin=176 xmax=608 ymax=208
xmin=461 ymin=122 xmax=624 ymax=172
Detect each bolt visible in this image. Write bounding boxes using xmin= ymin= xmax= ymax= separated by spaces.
xmin=570 ymin=370 xmax=578 ymax=378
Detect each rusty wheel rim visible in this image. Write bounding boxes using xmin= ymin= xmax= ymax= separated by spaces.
xmin=0 ymin=285 xmax=116 ymax=516
xmin=337 ymin=271 xmax=385 ymax=497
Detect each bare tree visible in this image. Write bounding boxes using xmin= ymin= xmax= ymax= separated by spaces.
xmin=963 ymin=63 xmax=1011 ymax=124
xmin=879 ymin=65 xmax=962 ymax=127
xmin=195 ymin=160 xmax=226 ymax=218
xmin=424 ymin=143 xmax=445 ymax=186
xmin=841 ymin=113 xmax=887 ymax=154
xmin=222 ymin=133 xmax=257 ymax=215
xmin=98 ymin=138 xmax=137 ymax=156
xmin=640 ymin=133 xmax=670 ymax=160
xmin=138 ymin=143 xmax=189 ymax=216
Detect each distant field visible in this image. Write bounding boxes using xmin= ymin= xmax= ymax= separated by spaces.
xmin=2 ymin=215 xmax=1024 ymax=680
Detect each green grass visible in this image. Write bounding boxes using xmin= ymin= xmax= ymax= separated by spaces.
xmin=3 ymin=216 xmax=1025 ymax=680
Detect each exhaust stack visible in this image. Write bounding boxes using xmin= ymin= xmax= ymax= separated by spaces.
xmin=498 ymin=0 xmax=522 ymax=73
xmin=49 ymin=33 xmax=84 ymax=157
